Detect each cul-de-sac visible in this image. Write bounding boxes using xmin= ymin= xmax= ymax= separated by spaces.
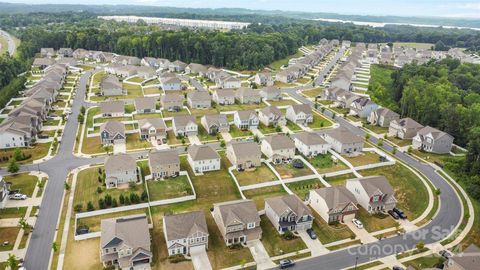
xmin=0 ymin=2 xmax=479 ymax=270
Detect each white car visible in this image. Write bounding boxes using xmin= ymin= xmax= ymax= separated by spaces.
xmin=10 ymin=193 xmax=27 ymax=200
xmin=352 ymin=218 xmax=363 ymax=229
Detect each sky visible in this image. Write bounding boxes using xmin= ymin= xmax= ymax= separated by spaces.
xmin=5 ymin=0 xmax=480 ymax=18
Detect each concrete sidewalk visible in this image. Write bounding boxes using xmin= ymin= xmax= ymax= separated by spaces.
xmin=246 ymin=240 xmax=275 ymax=270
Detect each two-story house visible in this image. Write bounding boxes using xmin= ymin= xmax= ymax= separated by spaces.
xmin=233 ymin=110 xmax=259 ymax=130
xmin=138 ymin=118 xmax=167 ymax=145
xmin=100 ymin=101 xmax=125 ymax=117
xmin=265 ymin=194 xmax=314 ymax=234
xmin=444 ymin=244 xmax=480 ymax=270
xmin=254 ymin=71 xmax=274 ymax=87
xmin=368 ymin=108 xmax=400 ymax=128
xmin=258 ymin=106 xmax=286 ymax=127
xmin=346 ymin=176 xmax=397 ymax=213
xmin=172 ymin=115 xmax=198 ymax=137
xmin=201 ymin=114 xmax=229 ymax=135
xmin=213 ymin=89 xmax=236 ymax=105
xmin=261 ymin=134 xmax=296 ymax=164
xmin=412 ymin=126 xmax=454 ymax=154
xmin=319 ymin=127 xmax=364 ymax=154
xmin=293 ymin=132 xmax=330 ymax=157
xmin=213 ymin=200 xmax=262 ymax=246
xmin=286 ymin=104 xmax=313 ymax=126
xmin=160 ymin=93 xmax=183 ymax=111
xmin=235 ymin=88 xmax=262 ymax=104
xmin=388 ymin=118 xmax=424 ymax=140
xmin=163 ymin=211 xmax=209 ymax=256
xmin=259 ymin=86 xmax=282 ymax=101
xmin=104 ymin=154 xmax=139 ymax=189
xmin=187 ymin=144 xmax=221 ymax=173
xmin=100 ymin=120 xmax=126 ymax=146
xmin=134 ymin=97 xmax=156 ymax=114
xmin=0 ymin=177 xmax=9 ymax=209
xmin=226 ymin=141 xmax=261 ymax=171
xmin=101 ymin=75 xmax=125 ymax=96
xmin=309 ymin=186 xmax=359 ymax=224
xmin=187 ymin=91 xmax=212 ymax=109
xmin=148 ymin=149 xmax=180 ymax=179
xmin=349 ymin=97 xmax=379 ymax=118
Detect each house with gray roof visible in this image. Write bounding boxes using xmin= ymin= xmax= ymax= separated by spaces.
xmin=172 ymin=115 xmax=198 ymax=137
xmin=138 ymin=118 xmax=167 ymax=144
xmin=40 ymin=48 xmax=55 ymax=58
xmin=163 ymin=211 xmax=209 ymax=256
xmin=254 ymin=71 xmax=274 ymax=86
xmin=104 ymin=154 xmax=138 ymax=188
xmin=169 ymin=60 xmax=187 ymax=72
xmin=134 ymin=97 xmax=156 ymax=114
xmin=213 ymin=199 xmax=262 ymax=246
xmin=258 ymin=106 xmax=286 ymax=127
xmin=0 ymin=177 xmax=9 ymax=209
xmin=100 ymin=101 xmax=125 ymax=117
xmin=0 ymin=118 xmax=35 ymax=149
xmin=259 ymin=86 xmax=281 ymax=101
xmin=32 ymin=58 xmax=55 ymax=69
xmin=412 ymin=126 xmax=454 ymax=154
xmin=234 ymin=110 xmax=259 ymax=130
xmin=226 ymin=141 xmax=261 ymax=170
xmin=368 ymin=108 xmax=400 ymax=128
xmin=219 ymin=75 xmax=241 ymax=89
xmin=310 ymin=186 xmax=358 ymax=224
xmin=276 ymin=69 xmax=295 ymax=83
xmin=319 ymin=127 xmax=364 ymax=154
xmin=160 ymin=93 xmax=183 ymax=111
xmin=136 ymin=66 xmax=156 ymax=79
xmin=346 ymin=176 xmax=396 ymax=213
xmin=148 ymin=149 xmax=180 ymax=179
xmin=213 ymin=89 xmax=235 ymax=105
xmin=187 ymin=144 xmax=221 ymax=173
xmin=388 ymin=117 xmax=424 ymax=139
xmin=293 ymin=132 xmax=330 ymax=157
xmin=100 ymin=120 xmax=125 ymax=146
xmin=235 ymin=88 xmax=261 ymax=104
xmin=261 ymin=134 xmax=295 ymax=164
xmin=187 ymin=91 xmax=212 ymax=109
xmin=159 ymin=73 xmax=182 ymax=91
xmin=101 ymin=75 xmax=125 ymax=96
xmin=57 ymin=48 xmax=73 ymax=57
xmin=286 ymin=104 xmax=313 ymax=126
xmin=185 ymin=63 xmax=208 ymax=77
xmin=265 ymin=194 xmax=314 ymax=234
xmin=201 ymin=114 xmax=229 ymax=135
xmin=100 ymin=214 xmax=152 ymax=269
xmin=444 ymin=244 xmax=480 ymax=270
xmin=113 ymin=55 xmax=141 ymax=66
xmin=349 ymin=97 xmax=379 ymax=118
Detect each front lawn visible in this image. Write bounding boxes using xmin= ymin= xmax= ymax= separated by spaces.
xmin=364 ymin=124 xmax=389 ymax=134
xmin=310 ymin=207 xmax=355 ymax=244
xmin=126 ymin=133 xmax=150 ymax=150
xmin=233 ymin=164 xmax=278 ymax=186
xmin=273 ymin=162 xmax=314 ymax=179
xmin=309 ymin=153 xmax=348 ymax=174
xmin=76 ymin=208 xmax=149 ymax=232
xmin=229 ymin=125 xmax=253 ymax=138
xmin=310 ymin=113 xmax=333 ymax=129
xmin=260 ymin=216 xmax=307 ymax=256
xmin=343 ymin=151 xmax=383 ymax=167
xmin=0 ymin=143 xmax=51 ymax=166
xmin=285 ymin=120 xmax=302 ymax=132
xmin=258 ymin=123 xmax=279 ymax=135
xmin=166 ymin=130 xmax=188 ymax=145
xmin=0 ymin=207 xmax=28 ymax=219
xmin=4 ymin=173 xmax=38 ymax=197
xmin=0 ymin=227 xmax=20 ymax=251
xmin=286 ymin=178 xmax=324 ymax=200
xmin=243 ymin=185 xmax=287 ymax=210
xmin=197 ymin=124 xmax=220 ymax=142
xmin=387 ymin=136 xmax=412 ymax=147
xmin=403 ymin=255 xmax=446 ymax=270
xmin=161 ymin=107 xmax=190 ymax=118
xmin=146 ymin=176 xmax=193 ymax=201
xmin=268 ymin=99 xmax=297 ymax=106
xmin=324 ymin=173 xmax=356 ymax=186
xmin=356 ymin=208 xmax=398 ymax=233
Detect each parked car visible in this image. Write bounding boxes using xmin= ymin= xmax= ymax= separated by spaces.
xmin=439 ymin=249 xmax=452 ymax=259
xmin=392 ymin=266 xmax=404 ymax=270
xmin=306 ymin=228 xmax=317 ymax=240
xmin=352 ymin=218 xmax=363 ymax=229
xmin=9 ymin=193 xmax=27 ymax=200
xmin=279 ymin=259 xmax=295 ymax=269
xmin=393 ymin=208 xmax=407 ymax=219
xmin=388 ymin=210 xmax=400 ymax=220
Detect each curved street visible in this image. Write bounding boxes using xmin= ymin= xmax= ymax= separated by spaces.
xmin=0 ymin=29 xmax=17 ymax=55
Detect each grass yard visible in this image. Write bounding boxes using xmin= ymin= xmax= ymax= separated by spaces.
xmin=324 ymin=173 xmax=356 ymax=186
xmin=243 ymin=185 xmax=287 ymax=210
xmin=387 ymin=136 xmax=412 ymax=147
xmin=329 ymin=106 xmax=350 ymax=115
xmin=327 ymin=239 xmax=361 ymax=251
xmin=216 ymin=102 xmax=266 ymax=113
xmin=308 ymin=153 xmax=349 ymax=174
xmin=310 ymin=112 xmax=333 ymax=129
xmin=0 ymin=227 xmax=20 ymax=251
xmin=357 ymin=208 xmax=398 ymax=233
xmin=229 ymin=125 xmax=253 ymax=138
xmin=286 ymin=178 xmax=324 ymax=200
xmin=310 ymin=207 xmax=355 ymax=244
xmin=411 ymin=149 xmax=452 ymax=166
xmin=143 ymin=87 xmax=161 ymax=95
xmin=126 ymin=133 xmax=151 ymax=150
xmin=393 ymin=42 xmax=434 ymax=49
xmin=166 ymin=130 xmax=188 ymax=145
xmin=43 ymin=119 xmax=60 ymax=126
xmin=76 ymin=208 xmax=150 ymax=232
xmin=126 ymin=76 xmax=145 ymax=83
xmin=0 ymin=142 xmax=51 ymax=166
xmin=258 ymin=123 xmax=279 ymax=135
xmin=268 ymin=99 xmax=297 ymax=106
xmin=161 ymin=108 xmax=190 ymax=118
xmin=233 ymin=164 xmax=278 ymax=186
xmin=0 ymin=207 xmax=28 ymax=219
xmin=343 ymin=151 xmax=383 ymax=167
xmin=269 ymin=50 xmax=303 ymax=71
xmin=273 ymin=162 xmax=314 ymax=179
xmin=133 ymin=113 xmax=163 ymax=120
xmin=273 ymin=81 xmax=297 ymax=88
xmin=346 ymin=261 xmax=384 ymax=270
xmin=297 ymin=77 xmax=311 ymax=84
xmin=318 ymin=100 xmax=333 ymax=106
xmin=3 ymin=173 xmax=38 ymax=197
xmin=364 ymin=124 xmax=389 ymax=134
xmin=147 ymin=176 xmax=193 ymax=201
xmin=260 ymin=216 xmax=307 ymax=256
xmin=403 ymin=255 xmax=445 ymax=270
xmin=81 ymin=136 xmax=105 ymax=155
xmin=197 ymin=124 xmax=220 ymax=142
xmin=360 ymin=163 xmax=429 ymax=220
xmin=285 ymin=120 xmax=302 ymax=132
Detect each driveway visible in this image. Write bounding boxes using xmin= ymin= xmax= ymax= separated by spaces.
xmin=190 ymin=246 xmax=212 ymax=270
xmin=113 ymin=142 xmax=126 ymax=154
xmin=221 ymin=131 xmax=233 ymax=142
xmin=345 ymin=221 xmax=377 ymax=244
xmin=246 ymin=240 xmax=276 ymax=270
xmin=298 ymin=230 xmax=329 ymax=256
xmin=188 ymin=135 xmax=201 ymax=145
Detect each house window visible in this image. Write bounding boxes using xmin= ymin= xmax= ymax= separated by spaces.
xmin=247 ymin=222 xmax=255 ymax=229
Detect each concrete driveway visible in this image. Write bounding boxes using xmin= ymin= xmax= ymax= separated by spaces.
xmin=247 ymin=240 xmax=276 ymax=270
xmin=188 ymin=135 xmax=201 ymax=145
xmin=113 ymin=142 xmax=126 ymax=154
xmin=221 ymin=131 xmax=233 ymax=142
xmin=190 ymin=246 xmax=212 ymax=270
xmin=298 ymin=230 xmax=329 ymax=256
xmin=345 ymin=220 xmax=377 ymax=244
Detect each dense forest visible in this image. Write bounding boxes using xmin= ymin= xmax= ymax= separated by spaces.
xmin=0 ymin=54 xmax=28 ymax=108
xmin=368 ymin=59 xmax=480 ymax=200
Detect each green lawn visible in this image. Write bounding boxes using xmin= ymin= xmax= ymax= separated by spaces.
xmin=274 ymin=162 xmax=314 ymax=179
xmin=126 ymin=133 xmax=150 ymax=150
xmin=146 ymin=176 xmax=193 ymax=201
xmin=310 ymin=207 xmax=355 ymax=244
xmin=364 ymin=124 xmax=389 ymax=134
xmin=166 ymin=130 xmax=188 ymax=145
xmin=0 ymin=207 xmax=28 ymax=219
xmin=197 ymin=124 xmax=220 ymax=142
xmin=143 ymin=87 xmax=161 ymax=95
xmin=268 ymin=99 xmax=297 ymax=106
xmin=387 ymin=136 xmax=412 ymax=147
xmin=286 ymin=178 xmax=324 ymax=200
xmin=133 ymin=113 xmax=163 ymax=120
xmin=126 ymin=76 xmax=145 ymax=83
xmin=4 ymin=173 xmax=38 ymax=197
xmin=324 ymin=173 xmax=356 ymax=186
xmin=285 ymin=120 xmax=302 ymax=132
xmin=161 ymin=108 xmax=190 ymax=118
xmin=77 ymin=208 xmax=149 ymax=232
xmin=0 ymin=143 xmax=51 ymax=166
xmin=258 ymin=123 xmax=279 ymax=135
xmin=357 ymin=208 xmax=398 ymax=233
xmin=229 ymin=125 xmax=253 ymax=138
xmin=269 ymin=50 xmax=303 ymax=71
xmin=308 ymin=153 xmax=349 ymax=174
xmin=343 ymin=151 xmax=383 ymax=167
xmin=260 ymin=216 xmax=307 ymax=257
xmin=233 ymin=164 xmax=278 ymax=186
xmin=403 ymin=255 xmax=445 ymax=270
xmin=244 ymin=185 xmax=288 ymax=210
xmin=310 ymin=112 xmax=333 ymax=129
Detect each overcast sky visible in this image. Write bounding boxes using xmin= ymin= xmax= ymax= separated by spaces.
xmin=5 ymin=0 xmax=480 ymax=18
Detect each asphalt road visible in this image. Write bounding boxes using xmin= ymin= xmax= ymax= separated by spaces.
xmin=0 ymin=29 xmax=17 ymax=55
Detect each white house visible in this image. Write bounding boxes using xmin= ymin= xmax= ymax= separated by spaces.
xmin=293 ymin=132 xmax=330 ymax=157
xmin=104 ymin=154 xmax=139 ymax=189
xmin=163 ymin=211 xmax=209 ymax=256
xmin=172 ymin=115 xmax=198 ymax=137
xmin=346 ymin=176 xmax=397 ymax=213
xmin=234 ymin=110 xmax=259 ymax=130
xmin=187 ymin=144 xmax=221 ymax=173
xmin=261 ymin=134 xmax=296 ymax=164
xmin=286 ymin=104 xmax=313 ymax=126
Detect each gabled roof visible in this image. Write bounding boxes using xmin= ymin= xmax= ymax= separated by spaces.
xmin=134 ymin=97 xmax=156 ymax=111
xmin=202 ymin=114 xmax=228 ymax=128
xmin=149 ymin=149 xmax=179 ymax=166
xmin=349 ymin=176 xmax=394 ymax=197
xmin=100 ymin=101 xmax=124 ymax=115
xmin=138 ymin=118 xmax=166 ymax=130
xmin=449 ymin=244 xmax=480 ymax=269
xmin=416 ymin=126 xmax=452 ymax=141
xmin=394 ymin=118 xmax=423 ymax=130
xmin=164 ymin=211 xmax=208 ymax=241
xmin=161 ymin=93 xmax=183 ymax=103
xmin=312 ymin=186 xmax=357 ymax=211
xmin=375 ymin=108 xmax=399 ymax=119
xmin=188 ymin=144 xmax=219 ymax=161
xmin=260 ymin=106 xmax=283 ymax=117
xmin=263 ymin=134 xmax=295 ymax=150
xmin=215 ymin=89 xmax=236 ymax=98
xmin=105 ymin=154 xmax=136 ymax=174
xmin=294 ymin=132 xmax=328 ymax=146
xmin=289 ymin=104 xmax=312 ymax=115
xmin=101 ymin=75 xmax=122 ymax=90
xmin=214 ymin=199 xmax=260 ymax=227
xmin=236 ymin=88 xmax=261 ymax=98
xmin=187 ymin=91 xmax=212 ymax=102
xmin=265 ymin=194 xmax=312 ymax=219
xmin=320 ymin=127 xmax=364 ymax=144
xmin=173 ymin=115 xmax=196 ymax=128
xmin=228 ymin=141 xmax=261 ymax=159
xmin=100 ymin=120 xmax=125 ymax=136
xmin=101 ymin=214 xmax=151 ymax=252
xmin=235 ymin=110 xmax=257 ymax=121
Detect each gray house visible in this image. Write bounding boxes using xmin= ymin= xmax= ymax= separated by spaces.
xmin=412 ymin=126 xmax=454 ymax=154
xmin=163 ymin=211 xmax=209 ymax=256
xmin=104 ymin=154 xmax=139 ymax=188
xmin=319 ymin=127 xmax=364 ymax=154
xmin=161 ymin=93 xmax=183 ymax=111
xmin=346 ymin=176 xmax=397 ymax=213
xmin=201 ymin=114 xmax=229 ymax=135
xmin=368 ymin=108 xmax=400 ymax=128
xmin=265 ymin=194 xmax=314 ymax=234
xmin=100 ymin=120 xmax=126 ymax=146
xmin=148 ymin=149 xmax=180 ymax=179
xmin=134 ymin=97 xmax=156 ymax=114
xmin=101 ymin=75 xmax=125 ymax=96
xmin=388 ymin=118 xmax=424 ymax=139
xmin=187 ymin=91 xmax=212 ymax=109
xmin=213 ymin=89 xmax=236 ymax=105
xmin=309 ymin=186 xmax=358 ymax=224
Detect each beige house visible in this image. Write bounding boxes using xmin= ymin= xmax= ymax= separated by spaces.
xmin=100 ymin=120 xmax=126 ymax=146
xmin=172 ymin=115 xmax=198 ymax=137
xmin=368 ymin=108 xmax=400 ymax=128
xmin=134 ymin=97 xmax=156 ymax=114
xmin=346 ymin=176 xmax=397 ymax=213
xmin=100 ymin=214 xmax=152 ymax=269
xmin=235 ymin=88 xmax=261 ymax=104
xmin=138 ymin=118 xmax=167 ymax=144
xmin=213 ymin=89 xmax=236 ymax=105
xmin=161 ymin=93 xmax=183 ymax=111
xmin=101 ymin=75 xmax=125 ymax=96
xmin=319 ymin=127 xmax=364 ymax=154
xmin=444 ymin=244 xmax=480 ymax=270
xmin=213 ymin=200 xmax=262 ymax=246
xmin=286 ymin=104 xmax=313 ymax=125
xmin=254 ymin=71 xmax=274 ymax=86
xmin=259 ymin=86 xmax=281 ymax=101
xmin=148 ymin=149 xmax=180 ymax=179
xmin=293 ymin=132 xmax=330 ymax=157
xmin=265 ymin=194 xmax=314 ymax=234
xmin=258 ymin=106 xmax=286 ymax=127
xmin=201 ymin=114 xmax=229 ymax=135
xmin=187 ymin=91 xmax=212 ymax=109
xmin=226 ymin=141 xmax=261 ymax=171
xmin=412 ymin=126 xmax=454 ymax=154
xmin=163 ymin=211 xmax=209 ymax=256
xmin=309 ymin=186 xmax=358 ymax=224
xmin=187 ymin=144 xmax=221 ymax=173
xmin=104 ymin=154 xmax=139 ymax=189
xmin=388 ymin=117 xmax=424 ymax=139
xmin=261 ymin=134 xmax=296 ymax=164
xmin=100 ymin=101 xmax=125 ymax=117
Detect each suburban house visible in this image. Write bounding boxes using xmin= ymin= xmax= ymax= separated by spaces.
xmin=187 ymin=144 xmax=221 ymax=173
xmin=276 ymin=69 xmax=295 ymax=83
xmin=185 ymin=63 xmax=208 ymax=77
xmin=138 ymin=118 xmax=167 ymax=144
xmin=101 ymin=75 xmax=125 ymax=96
xmin=141 ymin=57 xmax=162 ymax=69
xmin=159 ymin=73 xmax=182 ymax=91
xmin=213 ymin=89 xmax=236 ymax=105
xmin=134 ymin=97 xmax=156 ymax=114
xmin=104 ymin=154 xmax=139 ymax=188
xmin=286 ymin=104 xmax=313 ymax=126
xmin=346 ymin=176 xmax=397 ymax=213
xmin=0 ymin=178 xmax=9 ymax=209
xmin=412 ymin=126 xmax=454 ymax=154
xmin=258 ymin=106 xmax=286 ymax=127
xmin=57 ymin=48 xmax=73 ymax=57
xmin=160 ymin=93 xmax=183 ymax=111
xmin=444 ymin=244 xmax=480 ymax=270
xmin=169 ymin=60 xmax=187 ymax=72
xmin=32 ymin=58 xmax=55 ymax=69
xmin=259 ymin=86 xmax=282 ymax=101
xmin=293 ymin=132 xmax=330 ymax=157
xmin=233 ymin=110 xmax=259 ymax=130
xmin=113 ymin=55 xmax=141 ymax=66
xmin=136 ymin=66 xmax=156 ymax=79
xmin=226 ymin=141 xmax=261 ymax=171
xmin=100 ymin=214 xmax=152 ymax=269
xmin=100 ymin=120 xmax=126 ymax=146
xmin=319 ymin=127 xmax=364 ymax=154
xmin=100 ymin=101 xmax=125 ymax=117
xmin=201 ymin=114 xmax=229 ymax=135
xmin=349 ymin=97 xmax=379 ymax=118
xmin=163 ymin=211 xmax=209 ymax=256
xmin=148 ymin=149 xmax=180 ymax=179
xmin=172 ymin=115 xmax=198 ymax=137
xmin=212 ymin=200 xmax=262 ymax=246
xmin=388 ymin=118 xmax=424 ymax=139
xmin=218 ymin=75 xmax=241 ymax=89
xmin=309 ymin=186 xmax=359 ymax=224
xmin=235 ymin=88 xmax=262 ymax=104
xmin=254 ymin=71 xmax=274 ymax=86
xmin=40 ymin=48 xmax=55 ymax=58
xmin=261 ymin=134 xmax=296 ymax=164
xmin=187 ymin=92 xmax=212 ymax=109
xmin=0 ymin=119 xmax=35 ymax=149
xmin=368 ymin=108 xmax=400 ymax=128
xmin=265 ymin=194 xmax=314 ymax=234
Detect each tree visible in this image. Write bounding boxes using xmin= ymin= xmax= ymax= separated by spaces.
xmin=220 ymin=140 xmax=226 ymax=148
xmin=392 ymin=147 xmax=397 ymax=155
xmin=80 ymin=106 xmax=86 ymax=115
xmin=74 ymin=203 xmax=83 ymax=212
xmin=7 ymin=254 xmax=19 ymax=270
xmin=112 ymin=198 xmax=118 ymax=207
xmin=104 ymin=194 xmax=112 ymax=206
xmin=96 ymin=186 xmax=102 ymax=194
xmin=87 ymin=201 xmax=94 ymax=211
xmin=98 ymin=198 xmax=105 ymax=209
xmin=141 ymin=190 xmax=148 ymax=201
xmin=119 ymin=194 xmax=125 ymax=205
xmin=365 ymin=133 xmax=371 ymax=140
xmin=64 ymin=182 xmax=71 ymax=191
xmin=18 ymin=217 xmax=30 ymax=232
xmin=77 ymin=113 xmax=84 ymax=123
xmin=377 ymin=139 xmax=384 ymax=147
xmin=7 ymin=158 xmax=19 ymax=173
xmin=416 ymin=241 xmax=425 ymax=250
xmin=13 ymin=148 xmax=24 ymax=161
xmin=52 ymin=242 xmax=58 ymax=253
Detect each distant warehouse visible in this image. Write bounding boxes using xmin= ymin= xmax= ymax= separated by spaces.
xmin=98 ymin=15 xmax=251 ymax=30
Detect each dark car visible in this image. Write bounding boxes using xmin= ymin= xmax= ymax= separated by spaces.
xmin=392 ymin=266 xmax=404 ymax=270
xmin=393 ymin=208 xmax=407 ymax=219
xmin=306 ymin=228 xmax=317 ymax=240
xmin=279 ymin=259 xmax=295 ymax=269
xmin=439 ymin=249 xmax=452 ymax=259
xmin=76 ymin=226 xmax=89 ymax=235
xmin=292 ymin=159 xmax=304 ymax=169
xmin=388 ymin=210 xmax=400 ymax=220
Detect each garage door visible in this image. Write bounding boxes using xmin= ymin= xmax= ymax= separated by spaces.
xmin=343 ymin=213 xmax=356 ymax=223
xmin=190 ymin=244 xmax=206 ymax=255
